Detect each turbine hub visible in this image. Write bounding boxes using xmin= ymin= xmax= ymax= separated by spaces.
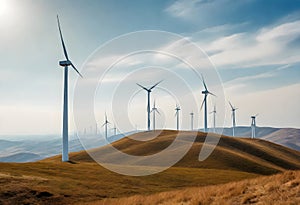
xmin=59 ymin=60 xmax=72 ymax=67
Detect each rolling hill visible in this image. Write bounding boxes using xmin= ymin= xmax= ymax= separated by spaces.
xmin=95 ymin=170 xmax=300 ymax=205
xmin=1 ymin=130 xmax=300 ymax=204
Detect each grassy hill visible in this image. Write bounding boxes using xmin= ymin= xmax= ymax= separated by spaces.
xmin=95 ymin=170 xmax=300 ymax=205
xmin=1 ymin=130 xmax=300 ymax=204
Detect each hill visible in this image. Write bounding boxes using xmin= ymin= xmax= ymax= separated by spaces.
xmin=95 ymin=170 xmax=300 ymax=205
xmin=0 ymin=152 xmax=42 ymax=162
xmin=1 ymin=130 xmax=300 ymax=204
xmin=66 ymin=130 xmax=300 ymax=175
xmin=218 ymin=126 xmax=300 ymax=151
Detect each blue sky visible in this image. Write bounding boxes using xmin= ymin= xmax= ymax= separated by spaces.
xmin=0 ymin=0 xmax=299 ymax=135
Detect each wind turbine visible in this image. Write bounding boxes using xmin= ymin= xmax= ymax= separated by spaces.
xmin=210 ymin=105 xmax=217 ymax=133
xmin=57 ymin=15 xmax=83 ymax=162
xmin=151 ymin=100 xmax=160 ymax=131
xmin=175 ymin=104 xmax=181 ymax=131
xmin=190 ymin=111 xmax=194 ymax=131
xmin=251 ymin=114 xmax=258 ymax=139
xmin=229 ymin=101 xmax=238 ymax=136
xmin=111 ymin=123 xmax=117 ymax=136
xmin=200 ymin=74 xmax=216 ymax=132
xmin=102 ymin=113 xmax=110 ymax=140
xmin=136 ymin=81 xmax=162 ymax=131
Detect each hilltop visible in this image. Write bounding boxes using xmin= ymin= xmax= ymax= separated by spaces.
xmin=1 ymin=130 xmax=300 ymax=204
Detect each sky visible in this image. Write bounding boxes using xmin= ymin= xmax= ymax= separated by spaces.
xmin=0 ymin=0 xmax=300 ymax=135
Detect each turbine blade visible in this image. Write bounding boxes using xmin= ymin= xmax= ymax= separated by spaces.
xmin=201 ymin=74 xmax=208 ymax=91
xmin=71 ymin=63 xmax=83 ymax=78
xmin=200 ymin=96 xmax=206 ymax=111
xmin=208 ymin=92 xmax=217 ymax=97
xmin=149 ymin=80 xmax=163 ymax=90
xmin=136 ymin=83 xmax=149 ymax=91
xmin=156 ymin=109 xmax=161 ymax=115
xmin=57 ymin=15 xmax=69 ymax=61
xmin=229 ymin=101 xmax=234 ymax=110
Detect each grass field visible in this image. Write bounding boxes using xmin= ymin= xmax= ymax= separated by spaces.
xmin=94 ymin=170 xmax=300 ymax=205
xmin=1 ymin=130 xmax=300 ymax=204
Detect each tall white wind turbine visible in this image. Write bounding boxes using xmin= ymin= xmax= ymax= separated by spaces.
xmin=151 ymin=100 xmax=160 ymax=131
xmin=190 ymin=111 xmax=194 ymax=131
xmin=136 ymin=81 xmax=162 ymax=131
xmin=251 ymin=114 xmax=258 ymax=139
xmin=57 ymin=15 xmax=83 ymax=162
xmin=200 ymin=74 xmax=216 ymax=132
xmin=210 ymin=105 xmax=217 ymax=133
xmin=175 ymin=105 xmax=181 ymax=131
xmin=229 ymin=101 xmax=238 ymax=136
xmin=102 ymin=113 xmax=110 ymax=140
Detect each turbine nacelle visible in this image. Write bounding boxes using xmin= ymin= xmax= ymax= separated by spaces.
xmin=59 ymin=60 xmax=72 ymax=67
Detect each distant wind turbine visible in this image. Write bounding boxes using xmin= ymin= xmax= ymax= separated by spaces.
xmin=136 ymin=81 xmax=162 ymax=131
xmin=102 ymin=113 xmax=110 ymax=140
xmin=251 ymin=114 xmax=258 ymax=139
xmin=190 ymin=111 xmax=194 ymax=131
xmin=57 ymin=15 xmax=83 ymax=162
xmin=151 ymin=100 xmax=160 ymax=131
xmin=210 ymin=105 xmax=217 ymax=133
xmin=229 ymin=101 xmax=238 ymax=136
xmin=175 ymin=104 xmax=181 ymax=131
xmin=111 ymin=123 xmax=117 ymax=136
xmin=200 ymin=74 xmax=216 ymax=132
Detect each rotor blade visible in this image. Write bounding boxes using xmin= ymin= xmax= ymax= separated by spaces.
xmin=208 ymin=92 xmax=217 ymax=97
xmin=201 ymin=74 xmax=208 ymax=91
xmin=57 ymin=15 xmax=69 ymax=61
xmin=255 ymin=113 xmax=259 ymax=117
xmin=156 ymin=109 xmax=161 ymax=115
xmin=200 ymin=96 xmax=206 ymax=111
xmin=229 ymin=101 xmax=234 ymax=110
xmin=149 ymin=80 xmax=163 ymax=90
xmin=71 ymin=63 xmax=83 ymax=78
xmin=136 ymin=83 xmax=149 ymax=91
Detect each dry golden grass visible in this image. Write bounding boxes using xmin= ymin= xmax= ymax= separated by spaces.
xmin=93 ymin=170 xmax=300 ymax=205
xmin=1 ymin=130 xmax=300 ymax=204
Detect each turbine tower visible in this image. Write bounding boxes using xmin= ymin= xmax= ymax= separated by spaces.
xmin=57 ymin=16 xmax=83 ymax=162
xmin=229 ymin=101 xmax=238 ymax=136
xmin=210 ymin=105 xmax=217 ymax=133
xmin=190 ymin=111 xmax=194 ymax=131
xmin=200 ymin=74 xmax=216 ymax=132
xmin=251 ymin=114 xmax=258 ymax=139
xmin=102 ymin=113 xmax=110 ymax=140
xmin=136 ymin=81 xmax=162 ymax=131
xmin=151 ymin=100 xmax=160 ymax=131
xmin=175 ymin=105 xmax=181 ymax=131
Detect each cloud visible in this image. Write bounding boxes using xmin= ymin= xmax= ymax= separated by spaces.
xmin=199 ymin=20 xmax=300 ymax=68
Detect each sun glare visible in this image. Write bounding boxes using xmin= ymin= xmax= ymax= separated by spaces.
xmin=0 ymin=0 xmax=10 ymax=16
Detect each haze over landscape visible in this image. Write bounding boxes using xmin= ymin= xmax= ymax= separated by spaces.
xmin=0 ymin=0 xmax=300 ymax=204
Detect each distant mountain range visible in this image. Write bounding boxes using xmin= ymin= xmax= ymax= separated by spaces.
xmin=0 ymin=132 xmax=132 ymax=162
xmin=214 ymin=126 xmax=300 ymax=151
xmin=0 ymin=127 xmax=298 ymax=162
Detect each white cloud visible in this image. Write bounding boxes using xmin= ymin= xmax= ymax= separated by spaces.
xmin=198 ymin=20 xmax=300 ymax=68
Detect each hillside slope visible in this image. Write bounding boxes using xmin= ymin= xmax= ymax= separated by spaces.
xmin=96 ymin=170 xmax=300 ymax=205
xmin=66 ymin=130 xmax=300 ymax=175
